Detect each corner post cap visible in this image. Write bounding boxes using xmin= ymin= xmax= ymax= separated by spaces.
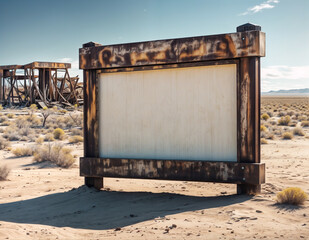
xmin=82 ymin=42 xmax=102 ymax=48
xmin=237 ymin=23 xmax=261 ymax=32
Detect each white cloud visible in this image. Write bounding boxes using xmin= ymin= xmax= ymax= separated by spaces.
xmin=57 ymin=57 xmax=81 ymax=78
xmin=262 ymin=65 xmax=309 ymax=80
xmin=261 ymin=65 xmax=309 ymax=92
xmin=240 ymin=0 xmax=279 ymax=15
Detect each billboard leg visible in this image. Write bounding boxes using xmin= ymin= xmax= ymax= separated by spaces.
xmin=85 ymin=177 xmax=103 ymax=190
xmin=237 ymin=184 xmax=261 ymax=195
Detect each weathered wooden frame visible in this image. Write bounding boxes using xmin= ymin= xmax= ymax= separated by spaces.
xmin=80 ymin=26 xmax=265 ymax=194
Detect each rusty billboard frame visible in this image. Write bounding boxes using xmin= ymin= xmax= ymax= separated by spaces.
xmin=79 ymin=23 xmax=266 ymax=194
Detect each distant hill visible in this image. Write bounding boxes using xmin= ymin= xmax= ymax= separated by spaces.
xmin=262 ymin=88 xmax=309 ymax=96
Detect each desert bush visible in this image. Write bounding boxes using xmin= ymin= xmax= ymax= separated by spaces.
xmin=278 ymin=116 xmax=291 ymax=126
xmin=293 ymin=127 xmax=305 ymax=136
xmin=278 ymin=111 xmax=286 ymax=117
xmin=260 ymin=125 xmax=267 ymax=132
xmin=0 ymin=136 xmax=10 ymax=150
xmin=301 ymin=121 xmax=309 ymax=127
xmin=69 ymin=112 xmax=83 ymax=128
xmin=288 ymin=120 xmax=298 ymax=127
xmin=36 ymin=137 xmax=44 ymax=144
xmin=266 ymin=133 xmax=275 ymax=140
xmin=68 ymin=135 xmax=83 ymax=144
xmin=266 ymin=111 xmax=273 ymax=118
xmin=59 ymin=109 xmax=67 ymax=114
xmin=7 ymin=113 xmax=15 ymax=118
xmin=70 ymin=128 xmax=83 ymax=136
xmin=41 ymin=107 xmax=55 ymax=127
xmin=261 ymin=138 xmax=268 ymax=144
xmin=53 ymin=128 xmax=65 ymax=140
xmin=0 ymin=116 xmax=8 ymax=123
xmin=261 ymin=113 xmax=270 ymax=121
xmin=44 ymin=133 xmax=55 ymax=142
xmin=29 ymin=104 xmax=37 ymax=116
xmin=277 ymin=187 xmax=308 ymax=205
xmin=18 ymin=126 xmax=34 ymax=136
xmin=33 ymin=144 xmax=75 ymax=168
xmin=12 ymin=147 xmax=35 ymax=157
xmin=282 ymin=132 xmax=293 ymax=140
xmin=0 ymin=165 xmax=10 ymax=180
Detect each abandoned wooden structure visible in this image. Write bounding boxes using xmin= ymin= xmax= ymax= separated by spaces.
xmin=80 ymin=23 xmax=266 ymax=194
xmin=0 ymin=62 xmax=82 ymax=106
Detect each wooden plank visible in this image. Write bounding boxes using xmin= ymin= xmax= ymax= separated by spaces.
xmin=83 ymin=69 xmax=102 ymax=188
xmin=238 ymin=57 xmax=260 ymax=163
xmin=80 ymin=157 xmax=265 ymax=185
xmin=80 ymin=31 xmax=265 ymax=69
xmin=23 ymin=62 xmax=71 ymax=69
xmin=84 ymin=70 xmax=99 ymax=157
xmin=237 ymin=57 xmax=261 ymax=194
xmin=0 ymin=65 xmax=23 ymax=70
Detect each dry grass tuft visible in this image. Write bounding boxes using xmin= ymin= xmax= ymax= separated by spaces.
xmin=278 ymin=116 xmax=291 ymax=126
xmin=44 ymin=133 xmax=55 ymax=142
xmin=0 ymin=136 xmax=10 ymax=150
xmin=7 ymin=113 xmax=15 ymax=118
xmin=261 ymin=138 xmax=268 ymax=144
xmin=301 ymin=121 xmax=309 ymax=127
xmin=282 ymin=132 xmax=293 ymax=140
xmin=260 ymin=125 xmax=267 ymax=132
xmin=68 ymin=135 xmax=83 ymax=144
xmin=277 ymin=187 xmax=308 ymax=205
xmin=261 ymin=113 xmax=270 ymax=121
xmin=293 ymin=127 xmax=305 ymax=136
xmin=12 ymin=147 xmax=35 ymax=157
xmin=35 ymin=137 xmax=44 ymax=144
xmin=33 ymin=144 xmax=75 ymax=168
xmin=0 ymin=165 xmax=10 ymax=180
xmin=53 ymin=128 xmax=65 ymax=140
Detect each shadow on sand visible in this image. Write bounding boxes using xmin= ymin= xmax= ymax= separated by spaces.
xmin=0 ymin=186 xmax=251 ymax=230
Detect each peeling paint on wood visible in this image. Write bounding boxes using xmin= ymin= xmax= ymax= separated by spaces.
xmin=80 ymin=157 xmax=265 ymax=185
xmin=79 ymin=31 xmax=265 ymax=70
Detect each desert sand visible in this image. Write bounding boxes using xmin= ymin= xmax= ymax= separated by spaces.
xmin=0 ymin=98 xmax=309 ymax=240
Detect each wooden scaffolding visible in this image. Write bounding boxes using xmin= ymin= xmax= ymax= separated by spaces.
xmin=0 ymin=62 xmax=82 ymax=106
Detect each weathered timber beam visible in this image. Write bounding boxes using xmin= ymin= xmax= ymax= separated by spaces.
xmin=23 ymin=62 xmax=71 ymax=69
xmin=79 ymin=31 xmax=265 ymax=69
xmin=80 ymin=158 xmax=265 ymax=185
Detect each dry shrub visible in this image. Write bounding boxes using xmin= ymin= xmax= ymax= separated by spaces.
xmin=44 ymin=133 xmax=55 ymax=142
xmin=7 ymin=113 xmax=15 ymax=118
xmin=68 ymin=135 xmax=83 ymax=144
xmin=278 ymin=116 xmax=291 ymax=126
xmin=70 ymin=128 xmax=83 ymax=136
xmin=301 ymin=121 xmax=309 ymax=127
xmin=53 ymin=128 xmax=65 ymax=140
xmin=277 ymin=187 xmax=308 ymax=205
xmin=261 ymin=113 xmax=270 ymax=121
xmin=0 ymin=165 xmax=10 ymax=180
xmin=33 ymin=144 xmax=75 ymax=168
xmin=261 ymin=138 xmax=268 ymax=144
xmin=0 ymin=136 xmax=10 ymax=150
xmin=12 ymin=147 xmax=35 ymax=157
xmin=0 ymin=116 xmax=8 ymax=123
xmin=36 ymin=137 xmax=44 ymax=144
xmin=282 ymin=132 xmax=293 ymax=140
xmin=293 ymin=127 xmax=305 ymax=136
xmin=260 ymin=125 xmax=267 ymax=132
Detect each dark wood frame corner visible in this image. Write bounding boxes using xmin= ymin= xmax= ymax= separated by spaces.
xmin=80 ymin=25 xmax=266 ymax=195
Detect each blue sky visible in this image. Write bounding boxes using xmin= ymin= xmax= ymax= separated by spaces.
xmin=0 ymin=0 xmax=308 ymax=91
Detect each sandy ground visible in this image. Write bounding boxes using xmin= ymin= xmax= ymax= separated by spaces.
xmin=0 ymin=135 xmax=308 ymax=240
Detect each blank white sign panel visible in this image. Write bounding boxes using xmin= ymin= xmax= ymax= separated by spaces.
xmin=99 ymin=64 xmax=237 ymax=162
